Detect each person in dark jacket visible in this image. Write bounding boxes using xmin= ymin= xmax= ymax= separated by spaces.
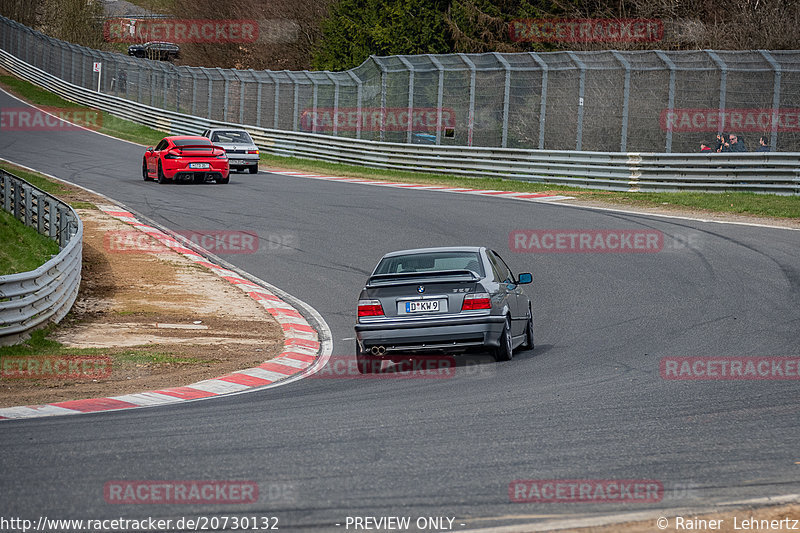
xmin=727 ymin=134 xmax=747 ymax=152
xmin=756 ymin=136 xmax=770 ymax=152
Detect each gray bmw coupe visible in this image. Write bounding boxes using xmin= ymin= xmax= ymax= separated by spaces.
xmin=354 ymin=247 xmax=533 ymax=373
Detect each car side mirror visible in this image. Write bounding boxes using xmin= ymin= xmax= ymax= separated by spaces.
xmin=146 ymin=146 xmax=154 ymax=152
xmin=518 ymin=272 xmax=532 ymax=284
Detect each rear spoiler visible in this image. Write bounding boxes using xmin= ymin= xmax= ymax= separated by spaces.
xmin=366 ymin=269 xmax=479 ymax=288
xmin=176 ymin=144 xmax=219 ymax=151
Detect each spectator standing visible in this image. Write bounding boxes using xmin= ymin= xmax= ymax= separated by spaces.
xmin=727 ymin=134 xmax=746 ymax=152
xmin=756 ymin=136 xmax=770 ymax=152
xmin=700 ymin=142 xmax=713 ymax=152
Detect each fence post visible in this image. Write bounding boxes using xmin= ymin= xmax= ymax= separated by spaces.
xmin=346 ymin=70 xmax=363 ymax=140
xmin=372 ymin=57 xmax=387 ymax=142
xmin=759 ymin=50 xmax=782 ymax=152
xmin=286 ymin=71 xmax=301 ymax=132
xmin=656 ymin=51 xmax=676 ymax=153
xmin=429 ymin=55 xmax=445 ymax=145
xmin=458 ymin=53 xmax=477 ymax=147
xmin=566 ymin=51 xmax=586 ymax=151
xmin=706 ymin=50 xmax=727 ymax=139
xmin=398 ymin=56 xmax=415 ymax=144
xmin=612 ymin=51 xmax=631 ymax=152
xmin=266 ymin=71 xmax=279 ymax=129
xmin=324 ymin=72 xmax=340 ymax=137
xmin=255 ymin=71 xmax=263 ymax=128
xmin=528 ymin=52 xmax=548 ymax=150
xmin=307 ymin=71 xmax=319 ymax=134
xmin=491 ymin=52 xmax=511 ymax=148
xmin=216 ymin=67 xmax=231 ymax=122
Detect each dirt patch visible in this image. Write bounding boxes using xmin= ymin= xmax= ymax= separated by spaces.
xmin=0 ymin=190 xmax=285 ymax=407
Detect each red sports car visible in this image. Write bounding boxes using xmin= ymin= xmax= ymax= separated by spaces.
xmin=142 ymin=136 xmax=230 ymax=184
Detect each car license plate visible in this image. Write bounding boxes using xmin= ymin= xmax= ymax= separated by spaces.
xmin=189 ymin=163 xmax=210 ymax=169
xmin=405 ymin=300 xmax=443 ymax=313
xmin=230 ymin=160 xmax=245 ymax=165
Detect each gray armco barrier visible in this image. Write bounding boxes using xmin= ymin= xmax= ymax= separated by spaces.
xmin=0 ymin=169 xmax=82 ymax=346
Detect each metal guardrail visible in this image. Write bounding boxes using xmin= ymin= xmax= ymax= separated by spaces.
xmin=1 ymin=48 xmax=798 ymax=195
xmin=0 ymin=169 xmax=82 ymax=346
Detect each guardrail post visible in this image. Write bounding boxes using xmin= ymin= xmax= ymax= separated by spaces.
xmin=492 ymin=52 xmax=511 ymax=148
xmin=566 ymin=51 xmax=586 ymax=151
xmin=656 ymin=51 xmax=676 ymax=153
xmin=760 ymin=50 xmax=782 ymax=152
xmin=706 ymin=50 xmax=727 ymax=137
xmin=398 ymin=56 xmax=415 ymax=144
xmin=528 ymin=52 xmax=548 ymax=150
xmin=458 ymin=53 xmax=477 ymax=147
xmin=612 ymin=51 xmax=632 ymax=152
xmin=346 ymin=70 xmax=363 ymax=139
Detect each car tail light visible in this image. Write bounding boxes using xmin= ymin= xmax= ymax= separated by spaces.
xmin=216 ymin=153 xmax=228 ymax=159
xmin=358 ymin=299 xmax=384 ymax=317
xmin=164 ymin=151 xmax=182 ymax=159
xmin=247 ymin=149 xmax=259 ymax=154
xmin=461 ymin=293 xmax=491 ymax=311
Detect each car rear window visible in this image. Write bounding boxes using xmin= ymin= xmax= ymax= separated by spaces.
xmin=210 ymin=131 xmax=253 ymax=144
xmin=173 ymin=138 xmax=212 ymax=147
xmin=374 ymin=252 xmax=484 ymax=276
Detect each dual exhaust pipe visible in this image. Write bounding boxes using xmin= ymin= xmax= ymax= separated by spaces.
xmin=370 ymin=345 xmax=386 ymax=356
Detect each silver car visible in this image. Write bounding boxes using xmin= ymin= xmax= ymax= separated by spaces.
xmin=354 ymin=247 xmax=533 ymax=373
xmin=201 ymin=129 xmax=259 ymax=174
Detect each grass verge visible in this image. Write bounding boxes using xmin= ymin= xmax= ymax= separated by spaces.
xmin=0 ymin=208 xmax=60 ymax=275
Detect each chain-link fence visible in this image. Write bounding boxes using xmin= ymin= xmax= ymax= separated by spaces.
xmin=2 ymin=15 xmax=799 ymax=153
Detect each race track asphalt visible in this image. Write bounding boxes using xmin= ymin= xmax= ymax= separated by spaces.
xmin=1 ymin=89 xmax=799 ymax=530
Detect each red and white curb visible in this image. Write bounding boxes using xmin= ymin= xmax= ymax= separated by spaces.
xmin=268 ymin=170 xmax=574 ymax=202
xmin=0 ymin=206 xmax=322 ymax=421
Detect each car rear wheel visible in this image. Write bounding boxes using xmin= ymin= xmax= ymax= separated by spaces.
xmin=356 ymin=342 xmax=381 ymax=374
xmin=493 ymin=316 xmax=513 ymax=362
xmin=216 ymin=176 xmax=230 ymax=184
xmin=157 ymin=161 xmax=167 ymax=184
xmin=249 ymin=166 xmax=258 ymax=174
xmin=522 ymin=307 xmax=534 ymax=350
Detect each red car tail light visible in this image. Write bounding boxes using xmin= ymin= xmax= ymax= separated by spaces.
xmin=461 ymin=293 xmax=491 ymax=311
xmin=164 ymin=150 xmax=182 ymax=159
xmin=358 ymin=299 xmax=384 ymax=317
